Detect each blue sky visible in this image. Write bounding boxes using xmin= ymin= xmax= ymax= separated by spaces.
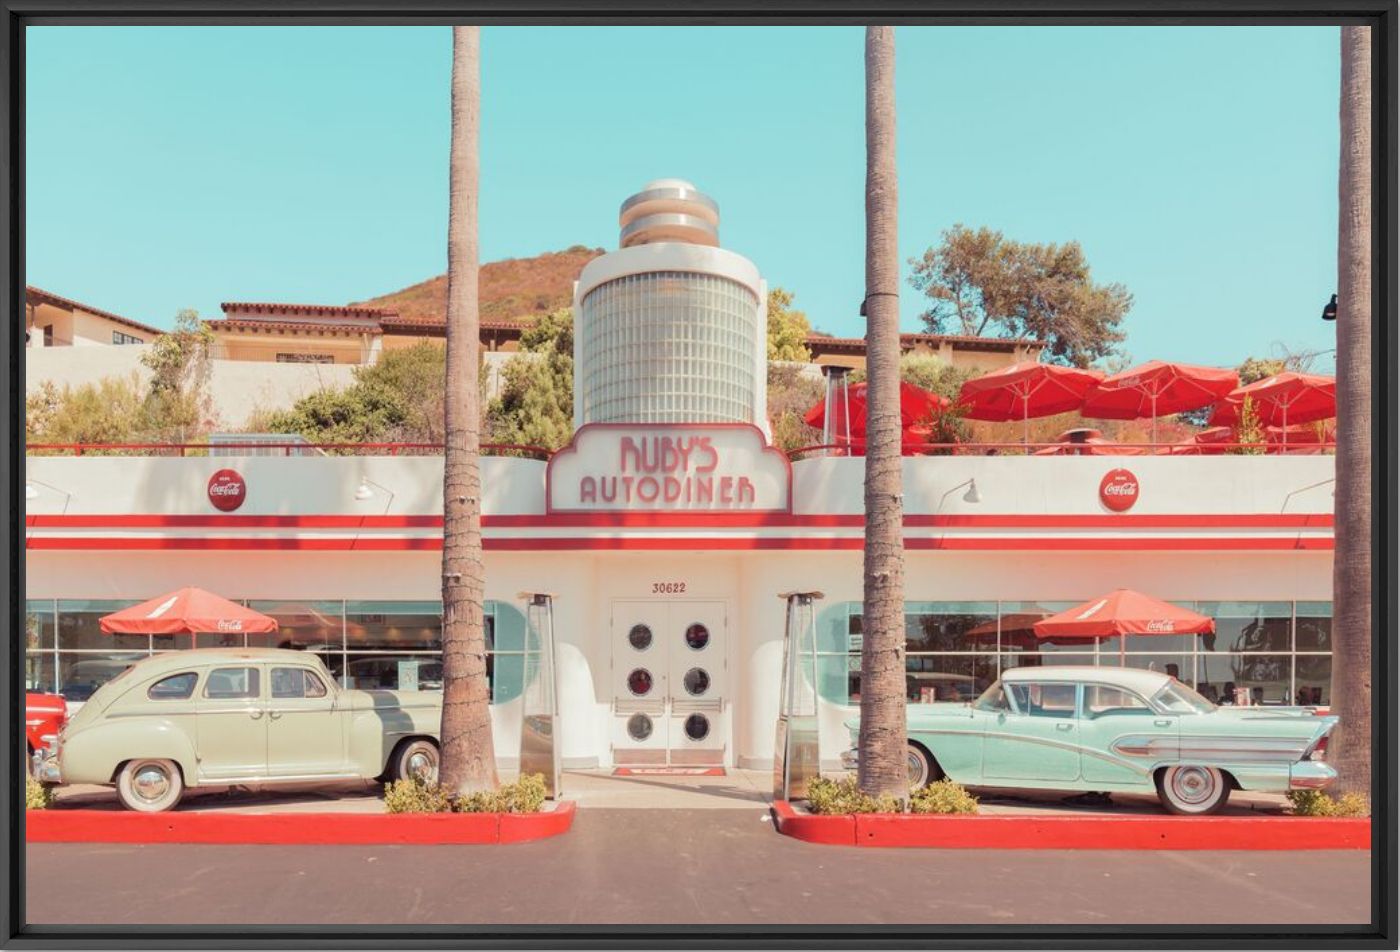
xmin=27 ymin=25 xmax=1340 ymax=369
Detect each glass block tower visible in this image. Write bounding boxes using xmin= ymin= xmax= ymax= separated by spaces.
xmin=573 ymin=180 xmax=769 ymax=431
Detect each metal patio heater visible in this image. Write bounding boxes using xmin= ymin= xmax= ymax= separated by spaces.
xmin=774 ymin=591 xmax=823 ymax=802
xmin=519 ymin=592 xmax=562 ymax=799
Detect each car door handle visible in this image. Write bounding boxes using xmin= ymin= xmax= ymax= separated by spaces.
xmin=1154 ymin=719 xmax=1172 ymax=727
xmin=268 ymin=711 xmax=282 ymax=720
xmin=249 ymin=709 xmax=263 ymax=720
xmin=1055 ymin=722 xmax=1074 ymax=731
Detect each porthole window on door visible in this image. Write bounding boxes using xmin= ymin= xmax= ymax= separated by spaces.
xmin=628 ymin=624 xmax=653 ymax=651
xmin=684 ymin=623 xmax=710 ymax=651
xmin=627 ymin=668 xmax=654 ymax=696
xmin=683 ymin=713 xmax=710 ymax=741
xmin=682 ymin=667 xmax=710 ymax=696
xmin=627 ymin=712 xmax=653 ymax=741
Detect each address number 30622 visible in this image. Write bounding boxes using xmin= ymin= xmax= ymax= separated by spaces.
xmin=652 ymin=582 xmax=687 ymax=595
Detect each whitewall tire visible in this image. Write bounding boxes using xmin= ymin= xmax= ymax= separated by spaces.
xmin=907 ymin=744 xmax=936 ymax=791
xmin=393 ymin=739 xmax=440 ymax=784
xmin=1156 ymin=765 xmax=1231 ymax=815
xmin=116 ymin=758 xmax=184 ymax=813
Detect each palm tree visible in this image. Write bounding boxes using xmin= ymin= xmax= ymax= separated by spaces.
xmin=1329 ymin=25 xmax=1371 ymax=801
xmin=856 ymin=25 xmax=909 ymax=801
xmin=439 ymin=24 xmax=498 ymax=797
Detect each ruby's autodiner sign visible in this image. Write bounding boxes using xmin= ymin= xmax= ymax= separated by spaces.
xmin=546 ymin=424 xmax=791 ymax=513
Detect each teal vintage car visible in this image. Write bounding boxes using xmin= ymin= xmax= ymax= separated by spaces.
xmin=841 ymin=666 xmax=1337 ymax=815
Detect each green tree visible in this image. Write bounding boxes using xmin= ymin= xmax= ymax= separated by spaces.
xmin=254 ymin=342 xmax=449 ymax=446
xmin=26 ymin=376 xmax=147 ymax=447
xmin=487 ymin=308 xmax=574 ymax=451
xmin=767 ymin=287 xmax=813 ymax=363
xmin=1236 ymin=356 xmax=1286 ymax=386
xmin=850 ymin=354 xmax=976 ymax=448
xmin=141 ymin=308 xmax=216 ymax=439
xmin=908 ymin=224 xmax=1130 ymax=368
xmin=765 ymin=363 xmax=825 ymax=453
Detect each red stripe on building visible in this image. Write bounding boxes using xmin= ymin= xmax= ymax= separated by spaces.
xmin=26 ymin=536 xmax=1334 ymax=552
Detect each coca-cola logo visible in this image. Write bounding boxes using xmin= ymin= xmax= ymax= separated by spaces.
xmin=207 ymin=469 xmax=247 ymax=512
xmin=216 ymin=619 xmax=244 ymax=632
xmin=1144 ymin=619 xmax=1176 ymax=633
xmin=1099 ymin=468 xmax=1139 ymax=512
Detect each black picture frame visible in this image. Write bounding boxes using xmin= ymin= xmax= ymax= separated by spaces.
xmin=3 ymin=2 xmax=1395 ymax=948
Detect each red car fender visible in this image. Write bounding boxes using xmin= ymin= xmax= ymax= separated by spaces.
xmin=24 ymin=693 xmax=68 ymax=753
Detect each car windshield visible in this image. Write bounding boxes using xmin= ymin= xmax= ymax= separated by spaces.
xmin=1153 ymin=680 xmax=1217 ymax=714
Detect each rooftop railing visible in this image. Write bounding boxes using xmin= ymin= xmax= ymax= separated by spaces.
xmin=25 ymin=442 xmax=553 ymax=460
xmin=25 ymin=440 xmax=1335 ymax=460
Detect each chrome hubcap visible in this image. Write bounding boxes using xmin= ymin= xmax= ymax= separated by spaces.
xmin=407 ymin=750 xmax=437 ymax=782
xmin=133 ymin=765 xmax=170 ymax=802
xmin=907 ymin=751 xmax=924 ymax=786
xmin=1170 ymin=767 xmax=1214 ymax=805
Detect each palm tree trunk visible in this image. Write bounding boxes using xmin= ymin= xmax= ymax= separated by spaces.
xmin=1329 ymin=24 xmax=1371 ymax=801
xmin=439 ymin=25 xmax=498 ymax=796
xmin=856 ymin=25 xmax=909 ymax=802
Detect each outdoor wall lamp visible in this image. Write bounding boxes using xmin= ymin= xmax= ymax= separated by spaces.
xmin=1322 ymin=293 xmax=1337 ymax=321
xmin=938 ymin=478 xmax=981 ymax=506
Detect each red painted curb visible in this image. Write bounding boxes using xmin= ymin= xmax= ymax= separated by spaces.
xmin=770 ymin=802 xmax=1369 ymax=850
xmin=26 ymin=800 xmax=576 ymax=846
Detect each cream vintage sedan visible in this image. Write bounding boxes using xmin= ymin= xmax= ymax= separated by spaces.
xmin=32 ymin=648 xmax=443 ymax=812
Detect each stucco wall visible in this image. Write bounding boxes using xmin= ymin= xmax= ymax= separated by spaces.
xmin=25 ymin=345 xmax=359 ymax=430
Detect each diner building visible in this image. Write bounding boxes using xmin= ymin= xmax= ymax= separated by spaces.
xmin=23 ymin=181 xmax=1337 ymax=770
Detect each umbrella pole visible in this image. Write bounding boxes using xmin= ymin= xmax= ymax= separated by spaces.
xmin=1282 ymin=400 xmax=1288 ymax=447
xmin=1150 ymin=392 xmax=1158 ymax=448
xmin=1023 ymin=392 xmax=1030 ymax=449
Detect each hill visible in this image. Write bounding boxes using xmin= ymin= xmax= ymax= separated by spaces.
xmin=352 ymin=245 xmax=605 ymax=325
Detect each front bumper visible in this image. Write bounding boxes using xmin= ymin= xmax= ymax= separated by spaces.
xmin=839 ymin=748 xmax=859 ymax=771
xmin=1289 ymin=760 xmax=1336 ymax=790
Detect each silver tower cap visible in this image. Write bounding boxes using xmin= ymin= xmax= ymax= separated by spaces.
xmin=618 ymin=179 xmax=720 ymax=248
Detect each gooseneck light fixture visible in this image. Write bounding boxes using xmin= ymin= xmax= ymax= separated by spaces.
xmin=1321 ymin=294 xmax=1338 ymax=321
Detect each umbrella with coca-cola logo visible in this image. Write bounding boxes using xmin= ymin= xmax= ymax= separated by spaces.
xmin=957 ymin=361 xmax=1104 ymax=444
xmin=1082 ymin=361 xmax=1239 ymax=445
xmin=100 ymin=587 xmax=279 ymax=636
xmin=1208 ymin=372 xmax=1336 ymax=445
xmin=1032 ymin=588 xmax=1215 ymax=664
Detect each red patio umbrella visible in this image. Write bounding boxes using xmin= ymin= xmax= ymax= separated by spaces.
xmin=1032 ymin=589 xmax=1215 ymax=663
xmin=1208 ymin=373 xmax=1336 ymax=444
xmin=958 ymin=361 xmax=1104 ymax=443
xmin=803 ymin=380 xmax=949 ymax=448
xmin=1082 ymin=361 xmax=1239 ymax=444
xmin=100 ymin=587 xmax=279 ymax=636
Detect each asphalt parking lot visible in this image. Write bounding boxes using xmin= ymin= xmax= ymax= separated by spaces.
xmin=25 ymin=807 xmax=1372 ymax=928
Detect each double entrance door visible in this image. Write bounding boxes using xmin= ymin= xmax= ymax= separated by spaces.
xmin=611 ymin=600 xmax=727 ymax=766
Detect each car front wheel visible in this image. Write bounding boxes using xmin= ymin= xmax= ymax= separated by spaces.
xmin=393 ymin=739 xmax=440 ymax=784
xmin=116 ymin=758 xmax=184 ymax=813
xmin=1156 ymin=765 xmax=1231 ymax=815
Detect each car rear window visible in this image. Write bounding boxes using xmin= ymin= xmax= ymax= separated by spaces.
xmin=148 ymin=672 xmax=197 ymax=700
xmin=204 ymin=667 xmax=260 ymax=700
xmin=1008 ymin=682 xmax=1077 ymax=718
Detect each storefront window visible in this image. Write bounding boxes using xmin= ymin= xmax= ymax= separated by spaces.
xmin=26 ymin=600 xmax=55 ymax=692
xmin=811 ymin=599 xmax=1331 ymax=709
xmin=53 ymin=600 xmax=152 ymax=701
xmin=1196 ymin=601 xmax=1292 ymax=653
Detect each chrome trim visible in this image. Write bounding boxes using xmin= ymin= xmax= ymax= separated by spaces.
xmin=1289 ymin=762 xmax=1337 ymax=789
xmin=1110 ymin=735 xmax=1311 ymax=762
xmin=619 ymin=212 xmax=719 ymax=247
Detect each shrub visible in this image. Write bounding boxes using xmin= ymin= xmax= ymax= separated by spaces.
xmin=805 ymin=775 xmax=902 ymax=815
xmin=383 ymin=776 xmax=452 ymax=814
xmin=455 ymin=774 xmax=548 ymax=814
xmin=910 ymin=779 xmax=979 ymax=815
xmin=1287 ymin=789 xmax=1371 ymax=818
xmin=26 ymin=777 xmax=55 ymax=811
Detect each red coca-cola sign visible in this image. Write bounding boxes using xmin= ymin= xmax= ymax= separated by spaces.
xmin=1098 ymin=468 xmax=1139 ymax=512
xmin=207 ymin=469 xmax=247 ymax=512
